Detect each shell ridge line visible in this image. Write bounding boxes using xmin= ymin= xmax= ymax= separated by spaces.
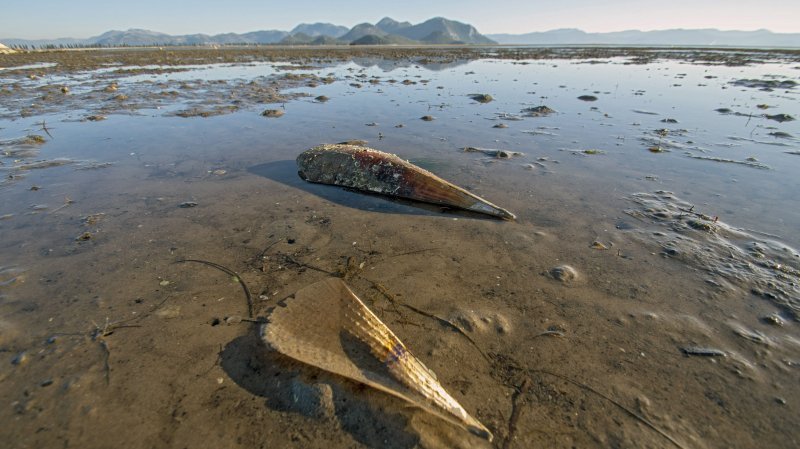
xmin=335 ymin=279 xmax=493 ymax=440
xmin=263 ymin=278 xmax=492 ymax=440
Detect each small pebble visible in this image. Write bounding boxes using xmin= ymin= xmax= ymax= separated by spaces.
xmin=11 ymin=351 xmax=28 ymax=366
xmin=470 ymin=93 xmax=493 ymax=103
xmin=261 ymin=109 xmax=284 ymax=118
xmin=590 ymin=241 xmax=609 ymax=250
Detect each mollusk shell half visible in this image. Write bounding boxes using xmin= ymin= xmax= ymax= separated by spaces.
xmin=296 ymin=144 xmax=516 ymax=220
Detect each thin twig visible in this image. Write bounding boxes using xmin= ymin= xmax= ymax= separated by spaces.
xmin=279 ymin=254 xmax=333 ymax=275
xmin=530 ymin=368 xmax=686 ymax=449
xmin=38 ymin=120 xmax=53 ymax=139
xmin=176 ymin=259 xmax=253 ymax=318
xmin=503 ymin=377 xmax=531 ymax=449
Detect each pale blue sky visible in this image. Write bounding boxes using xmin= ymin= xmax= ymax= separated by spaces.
xmin=2 ymin=0 xmax=798 ymax=39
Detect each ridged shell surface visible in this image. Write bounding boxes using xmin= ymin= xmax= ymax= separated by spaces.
xmin=261 ymin=278 xmax=493 ymax=440
xmin=297 ymin=144 xmax=515 ymax=220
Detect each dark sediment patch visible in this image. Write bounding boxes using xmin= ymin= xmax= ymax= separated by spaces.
xmin=730 ymin=78 xmax=797 ymax=90
xmin=765 ymin=113 xmax=795 ymax=122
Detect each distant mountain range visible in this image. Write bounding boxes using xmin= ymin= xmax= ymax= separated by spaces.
xmin=487 ymin=28 xmax=800 ymax=47
xmin=0 ymin=17 xmax=495 ymax=48
xmin=3 ymin=19 xmax=798 ymax=48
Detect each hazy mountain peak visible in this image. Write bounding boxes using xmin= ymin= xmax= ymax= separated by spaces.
xmin=290 ymin=22 xmax=348 ymax=38
xmin=390 ymin=17 xmax=495 ymax=44
xmin=340 ymin=23 xmax=388 ymax=42
xmin=4 ymin=16 xmax=496 ymax=47
xmin=376 ymin=17 xmax=412 ymax=34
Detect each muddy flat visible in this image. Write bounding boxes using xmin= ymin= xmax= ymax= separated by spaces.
xmin=1 ymin=46 xmax=799 ymax=449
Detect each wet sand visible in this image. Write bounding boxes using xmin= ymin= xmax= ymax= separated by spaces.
xmin=1 ymin=47 xmax=799 ymax=449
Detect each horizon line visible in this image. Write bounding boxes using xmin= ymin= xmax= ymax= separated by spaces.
xmin=2 ymin=25 xmax=796 ymax=42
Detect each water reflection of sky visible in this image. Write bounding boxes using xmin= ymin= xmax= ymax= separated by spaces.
xmin=2 ymin=56 xmax=799 ymax=245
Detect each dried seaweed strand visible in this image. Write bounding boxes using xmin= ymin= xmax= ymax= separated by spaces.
xmin=99 ymin=340 xmax=111 ymax=385
xmin=531 ymin=369 xmax=686 ymax=449
xmin=176 ymin=259 xmax=253 ymax=318
xmin=503 ymin=377 xmax=531 ymax=449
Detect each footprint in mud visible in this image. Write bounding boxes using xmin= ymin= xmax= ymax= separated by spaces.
xmin=448 ymin=308 xmax=511 ymax=335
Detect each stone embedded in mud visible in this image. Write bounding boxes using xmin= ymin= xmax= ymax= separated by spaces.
xmin=522 ymin=105 xmax=556 ymax=117
xmin=11 ymin=351 xmax=28 ymax=366
xmin=314 ymin=95 xmax=329 ymax=102
xmin=420 ymin=115 xmax=434 ymax=121
xmin=469 ymin=93 xmax=493 ymax=103
xmin=577 ymin=95 xmax=598 ymax=101
xmin=761 ymin=314 xmax=784 ymax=326
xmin=289 ymin=380 xmax=336 ymax=420
xmin=686 ymin=219 xmax=716 ymax=232
xmin=75 ymin=232 xmax=93 ymax=241
xmin=262 ymin=109 xmax=284 ymax=118
xmin=549 ymin=265 xmax=578 ymax=283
